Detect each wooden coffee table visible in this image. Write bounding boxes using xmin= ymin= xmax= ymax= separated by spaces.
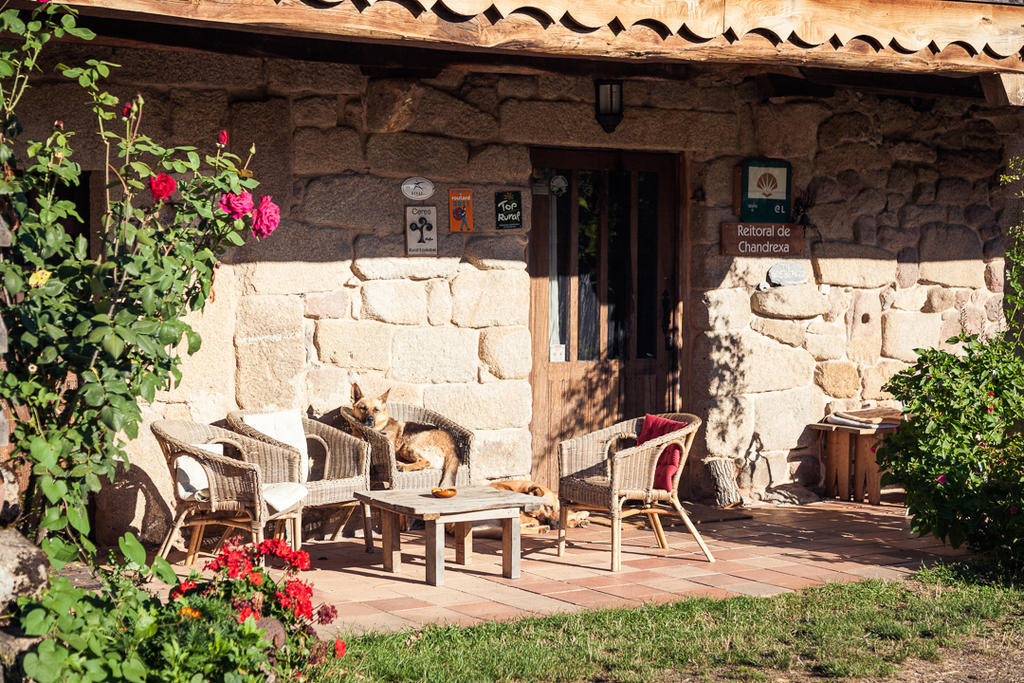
xmin=354 ymin=486 xmax=540 ymax=586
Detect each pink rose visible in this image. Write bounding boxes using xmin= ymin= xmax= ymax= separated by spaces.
xmin=217 ymin=129 xmax=229 ymax=146
xmin=218 ymin=191 xmax=254 ymax=219
xmin=149 ymin=173 xmax=176 ymax=202
xmin=936 ymin=475 xmax=947 ymax=485
xmin=251 ymin=195 xmax=280 ymax=239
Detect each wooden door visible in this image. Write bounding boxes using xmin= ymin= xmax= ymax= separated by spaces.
xmin=528 ymin=149 xmax=681 ymax=489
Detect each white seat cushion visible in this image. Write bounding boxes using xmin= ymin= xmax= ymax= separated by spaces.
xmin=240 ymin=411 xmax=310 ymax=483
xmin=263 ymin=482 xmax=308 ymax=514
xmin=175 ymin=443 xmax=223 ymax=501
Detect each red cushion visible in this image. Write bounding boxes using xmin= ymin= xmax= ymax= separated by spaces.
xmin=637 ymin=414 xmax=689 ymax=491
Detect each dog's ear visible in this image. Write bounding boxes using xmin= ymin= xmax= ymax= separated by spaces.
xmin=379 ymin=388 xmax=391 ymax=403
xmin=527 ymin=485 xmax=545 ymax=498
xmin=352 ymin=383 xmax=364 ymax=403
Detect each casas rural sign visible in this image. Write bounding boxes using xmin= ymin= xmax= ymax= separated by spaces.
xmin=720 ymin=222 xmax=805 ymax=256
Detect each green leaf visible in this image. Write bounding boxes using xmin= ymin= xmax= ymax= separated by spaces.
xmin=38 ymin=475 xmax=68 ymax=504
xmin=41 ymin=537 xmax=77 ymax=570
xmin=101 ymin=332 xmax=125 ymax=359
xmin=67 ymin=503 xmax=90 ymax=535
xmin=122 ymin=655 xmax=147 ymax=683
xmin=140 ymin=286 xmax=156 ymax=314
xmin=99 ymin=406 xmax=123 ymax=432
xmin=150 ymin=556 xmax=178 ymax=585
xmin=186 ymin=329 xmax=201 ymax=354
xmin=21 ymin=608 xmax=53 ymax=637
xmin=118 ymin=532 xmax=146 ymax=567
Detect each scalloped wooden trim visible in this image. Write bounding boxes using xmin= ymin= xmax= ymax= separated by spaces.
xmin=66 ymin=0 xmax=1024 ymax=73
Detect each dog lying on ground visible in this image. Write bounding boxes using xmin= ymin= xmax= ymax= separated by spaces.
xmin=350 ymin=383 xmax=460 ymax=488
xmin=444 ymin=480 xmax=590 ymax=537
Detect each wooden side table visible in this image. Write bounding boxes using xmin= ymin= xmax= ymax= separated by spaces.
xmin=809 ymin=423 xmax=896 ymax=505
xmin=355 ymin=486 xmax=540 ymax=586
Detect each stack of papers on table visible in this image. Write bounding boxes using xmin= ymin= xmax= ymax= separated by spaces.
xmin=825 ymin=407 xmax=902 ymax=430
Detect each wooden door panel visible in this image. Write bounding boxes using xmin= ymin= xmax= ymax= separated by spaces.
xmin=529 ymin=150 xmax=680 ymax=491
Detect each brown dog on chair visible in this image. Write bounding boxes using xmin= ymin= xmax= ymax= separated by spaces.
xmin=350 ymin=383 xmax=460 ymax=488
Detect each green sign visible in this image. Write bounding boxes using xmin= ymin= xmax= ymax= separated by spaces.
xmin=740 ymin=159 xmax=791 ymax=223
xmin=495 ymin=191 xmax=522 ymax=230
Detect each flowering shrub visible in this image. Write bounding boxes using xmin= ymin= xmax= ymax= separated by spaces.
xmin=19 ymin=534 xmax=347 ymax=681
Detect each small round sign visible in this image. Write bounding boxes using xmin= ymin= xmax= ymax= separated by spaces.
xmin=401 ymin=177 xmax=435 ymax=200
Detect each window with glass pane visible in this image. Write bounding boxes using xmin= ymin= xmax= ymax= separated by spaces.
xmin=606 ymin=170 xmax=631 ymax=360
xmin=577 ymin=170 xmax=600 ymax=361
xmin=547 ymin=169 xmax=571 ymax=362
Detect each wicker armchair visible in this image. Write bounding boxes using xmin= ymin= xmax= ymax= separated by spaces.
xmin=226 ymin=410 xmax=373 ymax=551
xmin=151 ymin=420 xmax=307 ymax=566
xmin=557 ymin=413 xmax=715 ymax=572
xmin=334 ymin=403 xmax=474 ymax=491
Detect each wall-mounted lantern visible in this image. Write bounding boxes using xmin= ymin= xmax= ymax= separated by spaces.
xmin=594 ymin=80 xmax=623 ymax=133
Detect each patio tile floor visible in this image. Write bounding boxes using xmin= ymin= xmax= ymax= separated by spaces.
xmin=165 ymin=491 xmax=967 ymax=637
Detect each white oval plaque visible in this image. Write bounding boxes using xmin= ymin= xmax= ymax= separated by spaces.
xmin=401 ymin=177 xmax=435 ymax=200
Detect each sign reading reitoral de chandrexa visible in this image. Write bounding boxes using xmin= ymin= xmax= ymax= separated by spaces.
xmin=720 ymin=222 xmax=805 ymax=256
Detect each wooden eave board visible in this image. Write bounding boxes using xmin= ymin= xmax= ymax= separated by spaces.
xmin=63 ymin=0 xmax=1024 ymax=74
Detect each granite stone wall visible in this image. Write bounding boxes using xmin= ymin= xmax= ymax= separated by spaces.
xmin=17 ymin=41 xmax=1015 ymax=541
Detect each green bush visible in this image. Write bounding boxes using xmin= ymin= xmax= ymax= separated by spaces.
xmin=876 ymin=335 xmax=1024 ymax=562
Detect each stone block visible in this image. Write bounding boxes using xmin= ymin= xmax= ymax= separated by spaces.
xmin=767 ymin=262 xmax=807 ymax=287
xmin=750 ymin=284 xmax=829 ymax=319
xmin=306 ymin=365 xmax=352 ymax=415
xmin=811 ymin=242 xmax=897 ymax=288
xmin=464 ymin=236 xmax=528 ymax=270
xmin=267 ymin=60 xmax=363 ymax=95
xmin=169 ymin=89 xmax=229 ymax=148
xmin=471 ymin=429 xmax=532 ymax=481
xmin=692 ymin=330 xmax=815 ymax=396
xmin=814 ymin=361 xmax=860 ymax=398
xmin=451 ymin=270 xmax=529 ymax=327
xmin=423 ymin=381 xmax=532 ymax=429
xmin=936 ymin=147 xmax=1002 ymax=180
xmin=700 ymin=156 xmax=743 ymax=208
xmin=305 ymin=290 xmax=351 ymax=319
xmin=818 ymin=112 xmax=876 ymax=149
xmin=862 ymin=360 xmax=906 ymax=400
xmin=846 ymin=290 xmax=882 ymax=364
xmin=896 ymin=262 xmax=919 ymax=289
xmin=113 ymin=47 xmax=263 ymax=89
xmin=352 ymin=233 xmax=464 ymax=280
xmin=479 ymin=327 xmax=532 ymax=380
xmin=879 ymin=226 xmax=920 ymax=252
xmin=407 ymin=87 xmax=499 ymax=140
xmin=893 ymin=286 xmax=926 ymax=311
xmin=752 ymin=387 xmax=827 ymax=451
xmin=294 ymin=96 xmax=339 ymax=128
xmin=986 ymin=294 xmax=1005 ymax=322
xmin=693 ymin=288 xmax=752 ymax=331
xmin=361 ymin=280 xmax=428 ymax=325
xmin=364 ymin=78 xmax=416 ymax=133
xmin=803 ymin=333 xmax=845 ymax=361
xmin=985 ymin=259 xmax=1004 ymax=293
xmin=755 ymin=103 xmax=830 ymax=157
xmin=426 ymin=280 xmax=453 ymax=325
xmin=391 ymin=327 xmax=479 ymax=383
xmin=229 ymin=99 xmax=293 ymax=214
xmin=700 ymin=395 xmax=754 ymax=461
xmin=235 ymin=336 xmax=306 ymax=409
xmin=0 ymin=529 xmax=48 ymax=613
xmin=815 ymin=144 xmax=892 ymax=174
xmin=235 ymin=295 xmax=304 ymax=342
xmin=314 ymin=320 xmax=392 ymax=369
xmin=234 ymin=223 xmax=353 ymax=295
xmin=922 ymin=286 xmax=960 ymax=313
xmin=899 ymin=204 xmax=948 ymax=230
xmin=918 ymin=225 xmax=985 ymax=288
xmin=299 ymin=175 xmax=402 ymax=230
xmin=891 ymin=141 xmax=936 ymax=163
xmin=935 ymin=177 xmax=972 ymax=205
xmin=806 ymin=202 xmax=856 ymax=241
xmin=366 ymin=132 xmax=468 ymax=180
xmin=293 ymin=127 xmax=364 ymax=175
xmin=466 ymin=145 xmax=532 ymax=185
xmin=751 ymin=317 xmax=806 ymax=347
xmin=881 ymin=309 xmax=942 ymax=362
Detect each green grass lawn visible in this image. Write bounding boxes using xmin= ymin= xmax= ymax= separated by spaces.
xmin=333 ymin=564 xmax=1024 ymax=681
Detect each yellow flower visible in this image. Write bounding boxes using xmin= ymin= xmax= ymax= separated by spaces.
xmin=28 ymin=269 xmax=51 ymax=288
xmin=178 ymin=606 xmax=200 ymax=620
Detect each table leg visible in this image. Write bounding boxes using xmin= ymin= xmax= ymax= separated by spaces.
xmin=454 ymin=521 xmax=473 ymax=565
xmin=425 ymin=520 xmax=445 ymax=587
xmin=828 ymin=430 xmax=852 ymax=500
xmin=501 ymin=516 xmax=520 ymax=579
xmin=381 ymin=510 xmax=401 ymax=573
xmin=855 ymin=435 xmax=881 ymax=505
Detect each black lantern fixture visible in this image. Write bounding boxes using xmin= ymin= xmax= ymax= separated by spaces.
xmin=594 ymin=80 xmax=623 ymax=133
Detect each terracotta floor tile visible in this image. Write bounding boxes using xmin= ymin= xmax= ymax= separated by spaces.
xmin=690 ymin=573 xmax=750 ymax=588
xmin=546 ymin=589 xmax=639 ymax=609
xmin=364 ymin=597 xmax=434 ymax=612
xmin=676 ymin=586 xmax=741 ymax=599
xmin=449 ymin=602 xmax=532 ymax=621
xmin=394 ymin=606 xmax=484 ymax=628
xmin=595 ymin=583 xmax=679 ymax=602
xmin=726 ymin=581 xmax=793 ymax=597
xmin=769 ymin=563 xmax=845 ymax=581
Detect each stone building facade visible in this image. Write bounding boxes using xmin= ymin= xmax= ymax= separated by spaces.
xmin=20 ymin=40 xmax=1011 ymax=543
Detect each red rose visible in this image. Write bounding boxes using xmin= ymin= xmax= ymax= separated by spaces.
xmin=218 ymin=191 xmax=254 ymax=219
xmin=334 ymin=638 xmax=346 ymax=658
xmin=122 ymin=101 xmax=133 ymax=117
xmin=217 ymin=129 xmax=229 ymax=146
xmin=149 ymin=173 xmax=176 ymax=202
xmin=251 ymin=195 xmax=280 ymax=239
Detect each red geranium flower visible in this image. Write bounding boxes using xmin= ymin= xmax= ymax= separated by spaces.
xmin=170 ymin=579 xmax=196 ymax=599
xmin=248 ymin=570 xmax=264 ymax=586
xmin=334 ymin=638 xmax=346 ymax=658
xmin=149 ymin=173 xmax=176 ymax=202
